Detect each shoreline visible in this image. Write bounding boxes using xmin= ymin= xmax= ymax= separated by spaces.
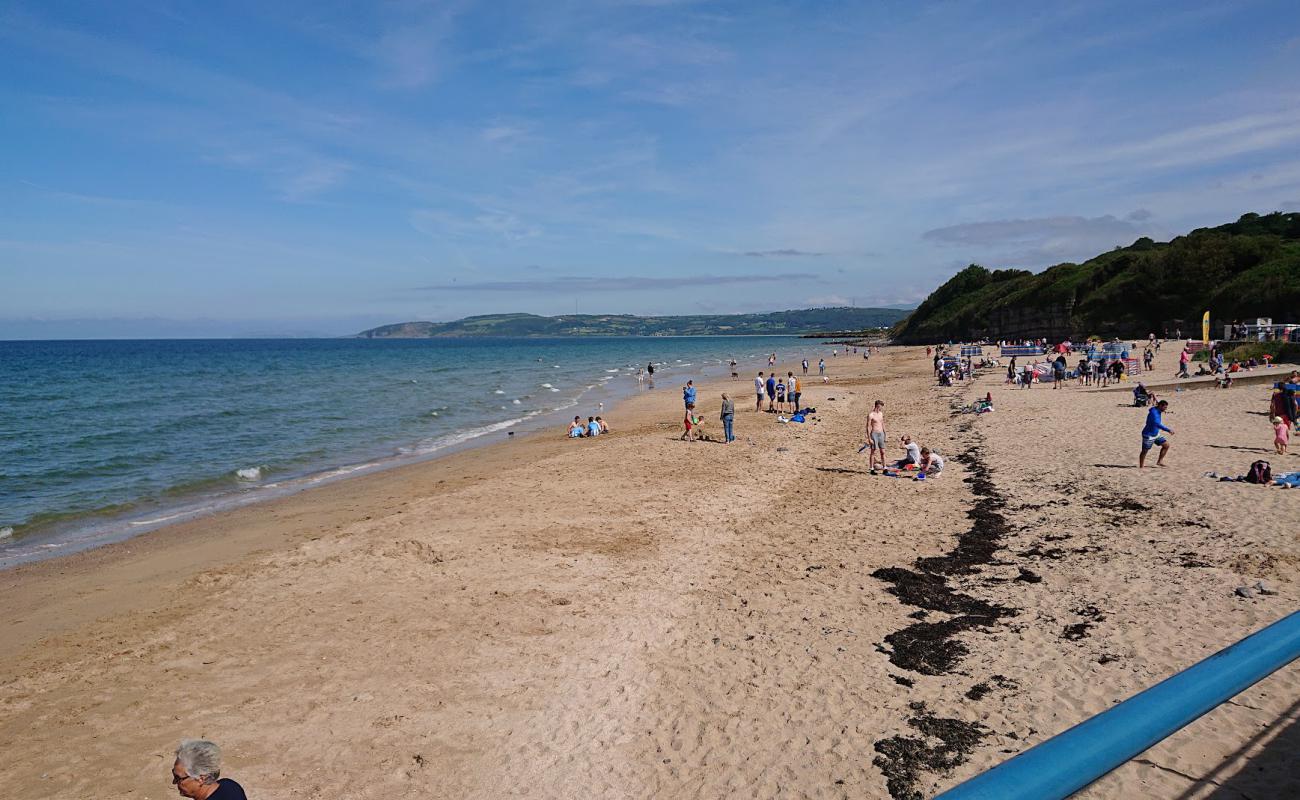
xmin=1 ymin=340 xmax=807 ymax=570
xmin=0 ymin=344 xmax=833 ymax=653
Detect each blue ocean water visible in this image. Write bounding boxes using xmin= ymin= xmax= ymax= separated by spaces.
xmin=0 ymin=336 xmax=821 ymax=566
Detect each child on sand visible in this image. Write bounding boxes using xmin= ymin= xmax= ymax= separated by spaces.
xmin=1274 ymin=417 xmax=1290 ymax=456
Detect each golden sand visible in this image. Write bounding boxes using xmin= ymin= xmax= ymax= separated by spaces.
xmin=1 ymin=346 xmax=1296 ymax=798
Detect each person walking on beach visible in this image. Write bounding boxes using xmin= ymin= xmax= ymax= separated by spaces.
xmin=1052 ymin=354 xmax=1067 ymax=388
xmin=818 ymin=358 xmax=826 ymax=376
xmin=1273 ymin=416 xmax=1290 ymax=455
xmin=1177 ymin=348 xmax=1190 ymax=378
xmin=683 ymin=379 xmax=696 ymax=409
xmin=720 ymin=393 xmax=736 ymax=443
xmin=647 ymin=362 xmax=655 ymax=377
xmin=802 ymin=358 xmax=809 ymax=376
xmin=866 ymin=400 xmax=886 ymax=473
xmin=171 ymin=739 xmax=247 ymax=800
xmin=788 ymin=372 xmax=800 ymax=413
xmin=681 ymin=404 xmax=701 ymax=441
xmin=729 ymin=359 xmax=738 ymax=380
xmin=1139 ymin=399 xmax=1174 ymax=468
xmin=754 ymin=372 xmax=765 ymax=411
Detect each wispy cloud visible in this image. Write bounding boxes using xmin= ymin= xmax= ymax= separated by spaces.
xmin=741 ymin=249 xmax=824 ymax=258
xmin=923 ymin=215 xmax=1152 ymax=267
xmin=414 ymin=273 xmax=816 ymax=293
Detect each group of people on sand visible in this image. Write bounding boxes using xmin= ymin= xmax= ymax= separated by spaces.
xmin=862 ymin=399 xmax=944 ymax=477
xmin=679 ymin=383 xmax=740 ymax=444
xmin=754 ymin=371 xmax=803 ymax=414
xmin=567 ymin=415 xmax=609 ymax=438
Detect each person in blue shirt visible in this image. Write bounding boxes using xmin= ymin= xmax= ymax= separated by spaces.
xmin=1139 ymin=399 xmax=1175 ymax=468
xmin=682 ymin=380 xmax=696 ymax=409
xmin=587 ymin=416 xmax=601 ymax=437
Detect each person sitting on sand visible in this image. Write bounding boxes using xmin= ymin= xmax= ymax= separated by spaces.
xmin=597 ymin=416 xmax=609 ymax=434
xmin=891 ymin=435 xmax=922 ymax=469
xmin=918 ymin=447 xmax=944 ymax=475
xmin=586 ymin=416 xmax=601 ymax=436
xmin=172 ymin=739 xmax=247 ymax=800
xmin=568 ymin=416 xmax=585 ymax=438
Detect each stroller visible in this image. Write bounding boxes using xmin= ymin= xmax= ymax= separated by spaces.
xmin=1132 ymin=383 xmax=1155 ymax=407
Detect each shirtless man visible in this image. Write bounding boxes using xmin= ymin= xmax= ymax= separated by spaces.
xmin=865 ymin=400 xmax=886 ymax=473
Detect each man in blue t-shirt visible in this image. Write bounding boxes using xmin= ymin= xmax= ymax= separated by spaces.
xmin=1139 ymin=399 xmax=1174 ymax=468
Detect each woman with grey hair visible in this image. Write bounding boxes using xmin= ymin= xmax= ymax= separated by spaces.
xmin=171 ymin=739 xmax=247 ymax=799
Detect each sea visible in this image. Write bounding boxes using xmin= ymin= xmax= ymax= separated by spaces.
xmin=0 ymin=336 xmax=829 ymax=567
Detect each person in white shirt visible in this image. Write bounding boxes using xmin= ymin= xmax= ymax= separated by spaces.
xmin=918 ymin=447 xmax=944 ymax=474
xmin=892 ymin=435 xmax=921 ymax=469
xmin=754 ymin=372 xmax=765 ymax=412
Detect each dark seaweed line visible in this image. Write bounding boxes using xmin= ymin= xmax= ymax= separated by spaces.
xmin=870 ymin=425 xmax=1020 ymax=800
xmin=870 ymin=437 xmax=1019 ymax=675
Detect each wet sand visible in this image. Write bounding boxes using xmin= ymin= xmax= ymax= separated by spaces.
xmin=0 ymin=346 xmax=1296 ymax=799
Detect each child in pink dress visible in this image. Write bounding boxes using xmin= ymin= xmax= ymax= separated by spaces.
xmin=1274 ymin=417 xmax=1290 ymax=456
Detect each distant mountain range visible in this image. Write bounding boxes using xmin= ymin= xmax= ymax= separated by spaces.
xmin=893 ymin=212 xmax=1300 ymax=343
xmin=353 ymin=307 xmax=910 ymax=338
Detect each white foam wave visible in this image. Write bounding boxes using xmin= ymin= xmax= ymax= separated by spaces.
xmin=0 ymin=526 xmax=12 ymax=540
xmin=235 ymin=467 xmax=262 ymax=481
xmin=541 ymin=383 xmax=554 ymax=388
xmin=411 ymin=411 xmax=544 ymax=456
xmin=129 ymin=512 xmax=189 ymax=527
xmin=605 ymin=369 xmax=620 ymax=373
xmin=493 ymin=389 xmax=506 ymax=394
xmin=512 ymin=398 xmax=522 ymax=405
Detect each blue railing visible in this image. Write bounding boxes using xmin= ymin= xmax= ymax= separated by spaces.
xmin=935 ymin=610 xmax=1300 ymax=800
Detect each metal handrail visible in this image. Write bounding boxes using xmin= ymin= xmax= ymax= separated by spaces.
xmin=934 ymin=610 xmax=1300 ymax=799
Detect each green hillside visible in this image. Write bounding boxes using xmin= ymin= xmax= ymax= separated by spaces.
xmin=354 ymin=307 xmax=909 ymax=338
xmin=893 ymin=212 xmax=1300 ymax=343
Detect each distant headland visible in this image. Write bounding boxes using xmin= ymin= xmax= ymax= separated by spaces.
xmin=352 ymin=307 xmax=911 ymax=339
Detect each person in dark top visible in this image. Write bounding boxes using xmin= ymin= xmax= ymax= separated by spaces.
xmin=172 ymin=739 xmax=248 ymax=799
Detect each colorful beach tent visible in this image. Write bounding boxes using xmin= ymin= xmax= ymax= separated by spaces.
xmin=1001 ymin=345 xmax=1041 ymax=357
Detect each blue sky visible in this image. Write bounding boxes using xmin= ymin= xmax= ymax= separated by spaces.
xmin=2 ymin=1 xmax=1299 ymax=337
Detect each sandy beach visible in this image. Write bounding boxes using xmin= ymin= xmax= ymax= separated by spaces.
xmin=1 ymin=345 xmax=1297 ymax=799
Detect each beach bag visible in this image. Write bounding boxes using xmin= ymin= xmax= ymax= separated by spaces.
xmin=1244 ymin=460 xmax=1272 ymax=484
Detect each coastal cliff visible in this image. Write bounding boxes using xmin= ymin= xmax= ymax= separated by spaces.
xmin=893 ymin=212 xmax=1300 ymax=343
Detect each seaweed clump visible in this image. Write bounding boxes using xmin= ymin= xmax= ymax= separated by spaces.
xmin=874 ymin=702 xmax=989 ymax=800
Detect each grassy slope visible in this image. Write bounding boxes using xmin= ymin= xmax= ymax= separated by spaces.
xmin=894 ymin=212 xmax=1300 ymax=343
